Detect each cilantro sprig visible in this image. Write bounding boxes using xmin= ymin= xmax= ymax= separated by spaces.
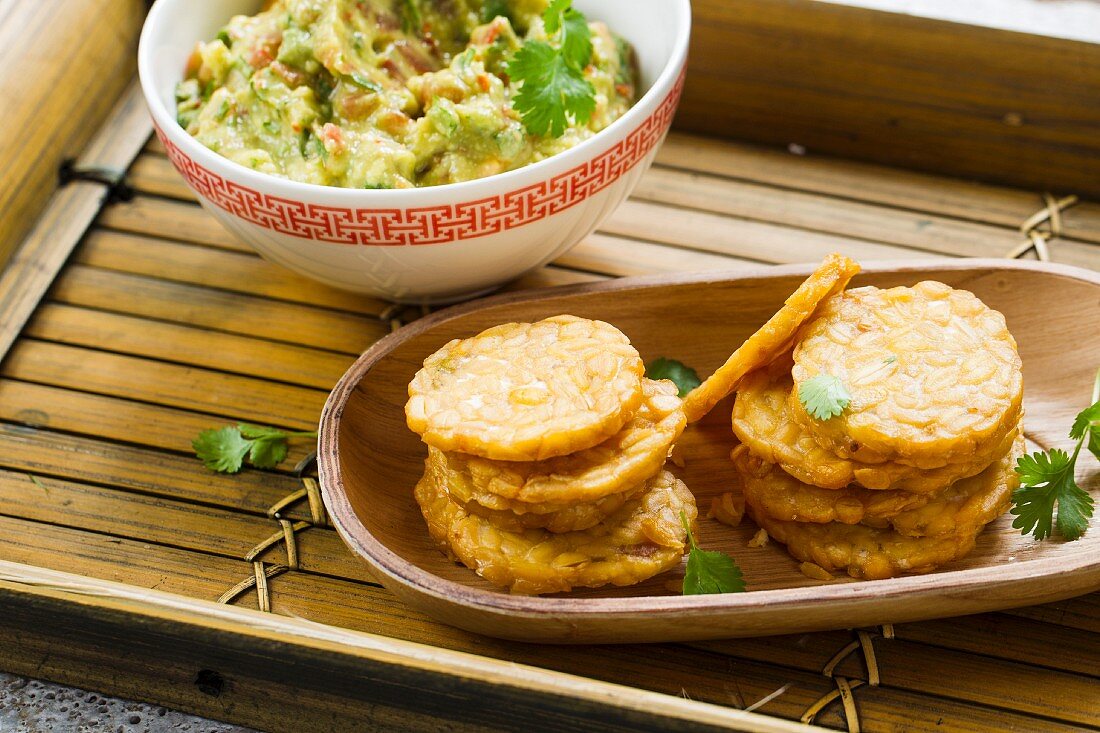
xmin=646 ymin=357 xmax=701 ymax=398
xmin=1011 ymin=368 xmax=1100 ymax=541
xmin=681 ymin=512 xmax=746 ymax=595
xmin=798 ymin=373 xmax=851 ymax=421
xmin=193 ymin=424 xmax=317 ymax=473
xmin=508 ymin=0 xmax=595 ymax=137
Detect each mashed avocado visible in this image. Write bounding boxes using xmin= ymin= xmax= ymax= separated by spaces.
xmin=176 ymin=0 xmax=637 ymax=188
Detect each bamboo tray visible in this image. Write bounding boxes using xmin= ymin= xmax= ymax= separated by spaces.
xmin=2 ymin=102 xmax=1100 ymax=733
xmin=320 ymin=260 xmax=1100 ymax=644
xmin=1 ymin=3 xmax=1100 ymax=724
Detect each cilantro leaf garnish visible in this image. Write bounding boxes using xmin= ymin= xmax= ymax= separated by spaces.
xmin=548 ymin=0 xmax=593 ymax=71
xmin=543 ymin=0 xmax=571 ymax=30
xmin=193 ymin=424 xmax=316 ymax=473
xmin=508 ymin=0 xmax=595 ymax=137
xmin=1088 ymin=369 xmax=1100 ymax=462
xmin=1011 ymin=449 xmax=1090 ymax=540
xmin=1070 ymin=400 xmax=1100 ymax=461
xmin=509 ymin=42 xmax=594 ymax=137
xmin=681 ymin=512 xmax=746 ymax=595
xmin=798 ymin=374 xmax=851 ymax=421
xmin=646 ymin=357 xmax=701 ymax=397
xmin=193 ymin=427 xmax=251 ymax=473
xmin=1012 ymin=368 xmax=1100 ymax=540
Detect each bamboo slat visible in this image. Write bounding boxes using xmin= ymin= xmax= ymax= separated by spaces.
xmin=892 ymin=615 xmax=1100 ymax=679
xmin=631 ymin=168 xmax=1084 ymax=261
xmin=0 ymin=0 xmax=145 ymax=264
xmin=558 ymin=234 xmax=758 ymax=278
xmin=25 ymin=303 xmax=355 ymax=390
xmin=127 ymin=154 xmax=201 ymax=201
xmin=655 ymin=134 xmax=1100 ymax=245
xmin=75 ymin=230 xmax=390 ymax=316
xmin=97 ymin=196 xmax=253 ymax=252
xmin=50 ymin=266 xmax=388 ymax=355
xmin=0 ymin=380 xmax=315 ymax=467
xmin=0 ymin=470 xmax=372 ymax=584
xmin=0 ymin=427 xmax=308 ymax=519
xmin=1008 ymin=595 xmax=1100 ymax=635
xmin=503 ymin=265 xmax=607 ymax=291
xmin=5 ymin=83 xmax=1100 ymax=730
xmin=143 ymin=137 xmax=168 ymax=156
xmin=600 ymin=199 xmax=937 ymax=264
xmin=2 ymin=341 xmax=327 ymax=431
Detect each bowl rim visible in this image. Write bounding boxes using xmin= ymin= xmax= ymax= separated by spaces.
xmin=316 ymin=257 xmax=1100 ymax=620
xmin=138 ymin=0 xmax=692 ymax=202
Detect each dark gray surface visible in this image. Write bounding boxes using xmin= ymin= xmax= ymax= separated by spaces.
xmin=0 ymin=672 xmax=259 ymax=733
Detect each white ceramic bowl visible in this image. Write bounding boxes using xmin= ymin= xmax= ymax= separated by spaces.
xmin=140 ymin=0 xmax=690 ymax=303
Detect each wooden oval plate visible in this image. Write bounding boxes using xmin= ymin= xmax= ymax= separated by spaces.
xmin=318 ymin=259 xmax=1100 ymax=644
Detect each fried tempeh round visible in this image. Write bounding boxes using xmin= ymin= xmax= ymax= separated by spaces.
xmin=444 ymin=484 xmax=638 ymax=530
xmin=415 ymin=468 xmax=697 ymax=595
xmin=731 ymin=358 xmax=1016 ymax=492
xmin=745 ymin=503 xmax=986 ymax=580
xmin=426 ymin=448 xmax=645 ymax=533
xmin=406 ymin=315 xmax=645 ymax=461
xmin=445 ymin=486 xmax=642 ymax=534
xmin=789 ymin=282 xmax=1023 ymax=468
xmin=729 ymin=444 xmax=927 ymax=525
xmin=681 ymin=253 xmax=860 ymax=423
xmin=885 ymin=435 xmax=1023 ymax=537
xmin=729 ymin=434 xmax=1022 ymax=535
xmin=431 ymin=378 xmax=685 ymax=509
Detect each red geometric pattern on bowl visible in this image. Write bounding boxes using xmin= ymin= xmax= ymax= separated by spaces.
xmin=157 ymin=71 xmax=684 ymax=247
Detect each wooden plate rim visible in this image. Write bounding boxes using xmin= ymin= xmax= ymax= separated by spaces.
xmin=318 ymin=258 xmax=1100 ymax=619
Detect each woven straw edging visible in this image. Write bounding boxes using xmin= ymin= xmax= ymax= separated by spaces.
xmin=1005 ymin=194 xmax=1079 ymax=261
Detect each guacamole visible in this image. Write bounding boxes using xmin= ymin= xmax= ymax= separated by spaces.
xmin=176 ymin=0 xmax=638 ymax=189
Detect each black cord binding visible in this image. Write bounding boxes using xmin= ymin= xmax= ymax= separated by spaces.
xmin=58 ymin=159 xmax=135 ymax=204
